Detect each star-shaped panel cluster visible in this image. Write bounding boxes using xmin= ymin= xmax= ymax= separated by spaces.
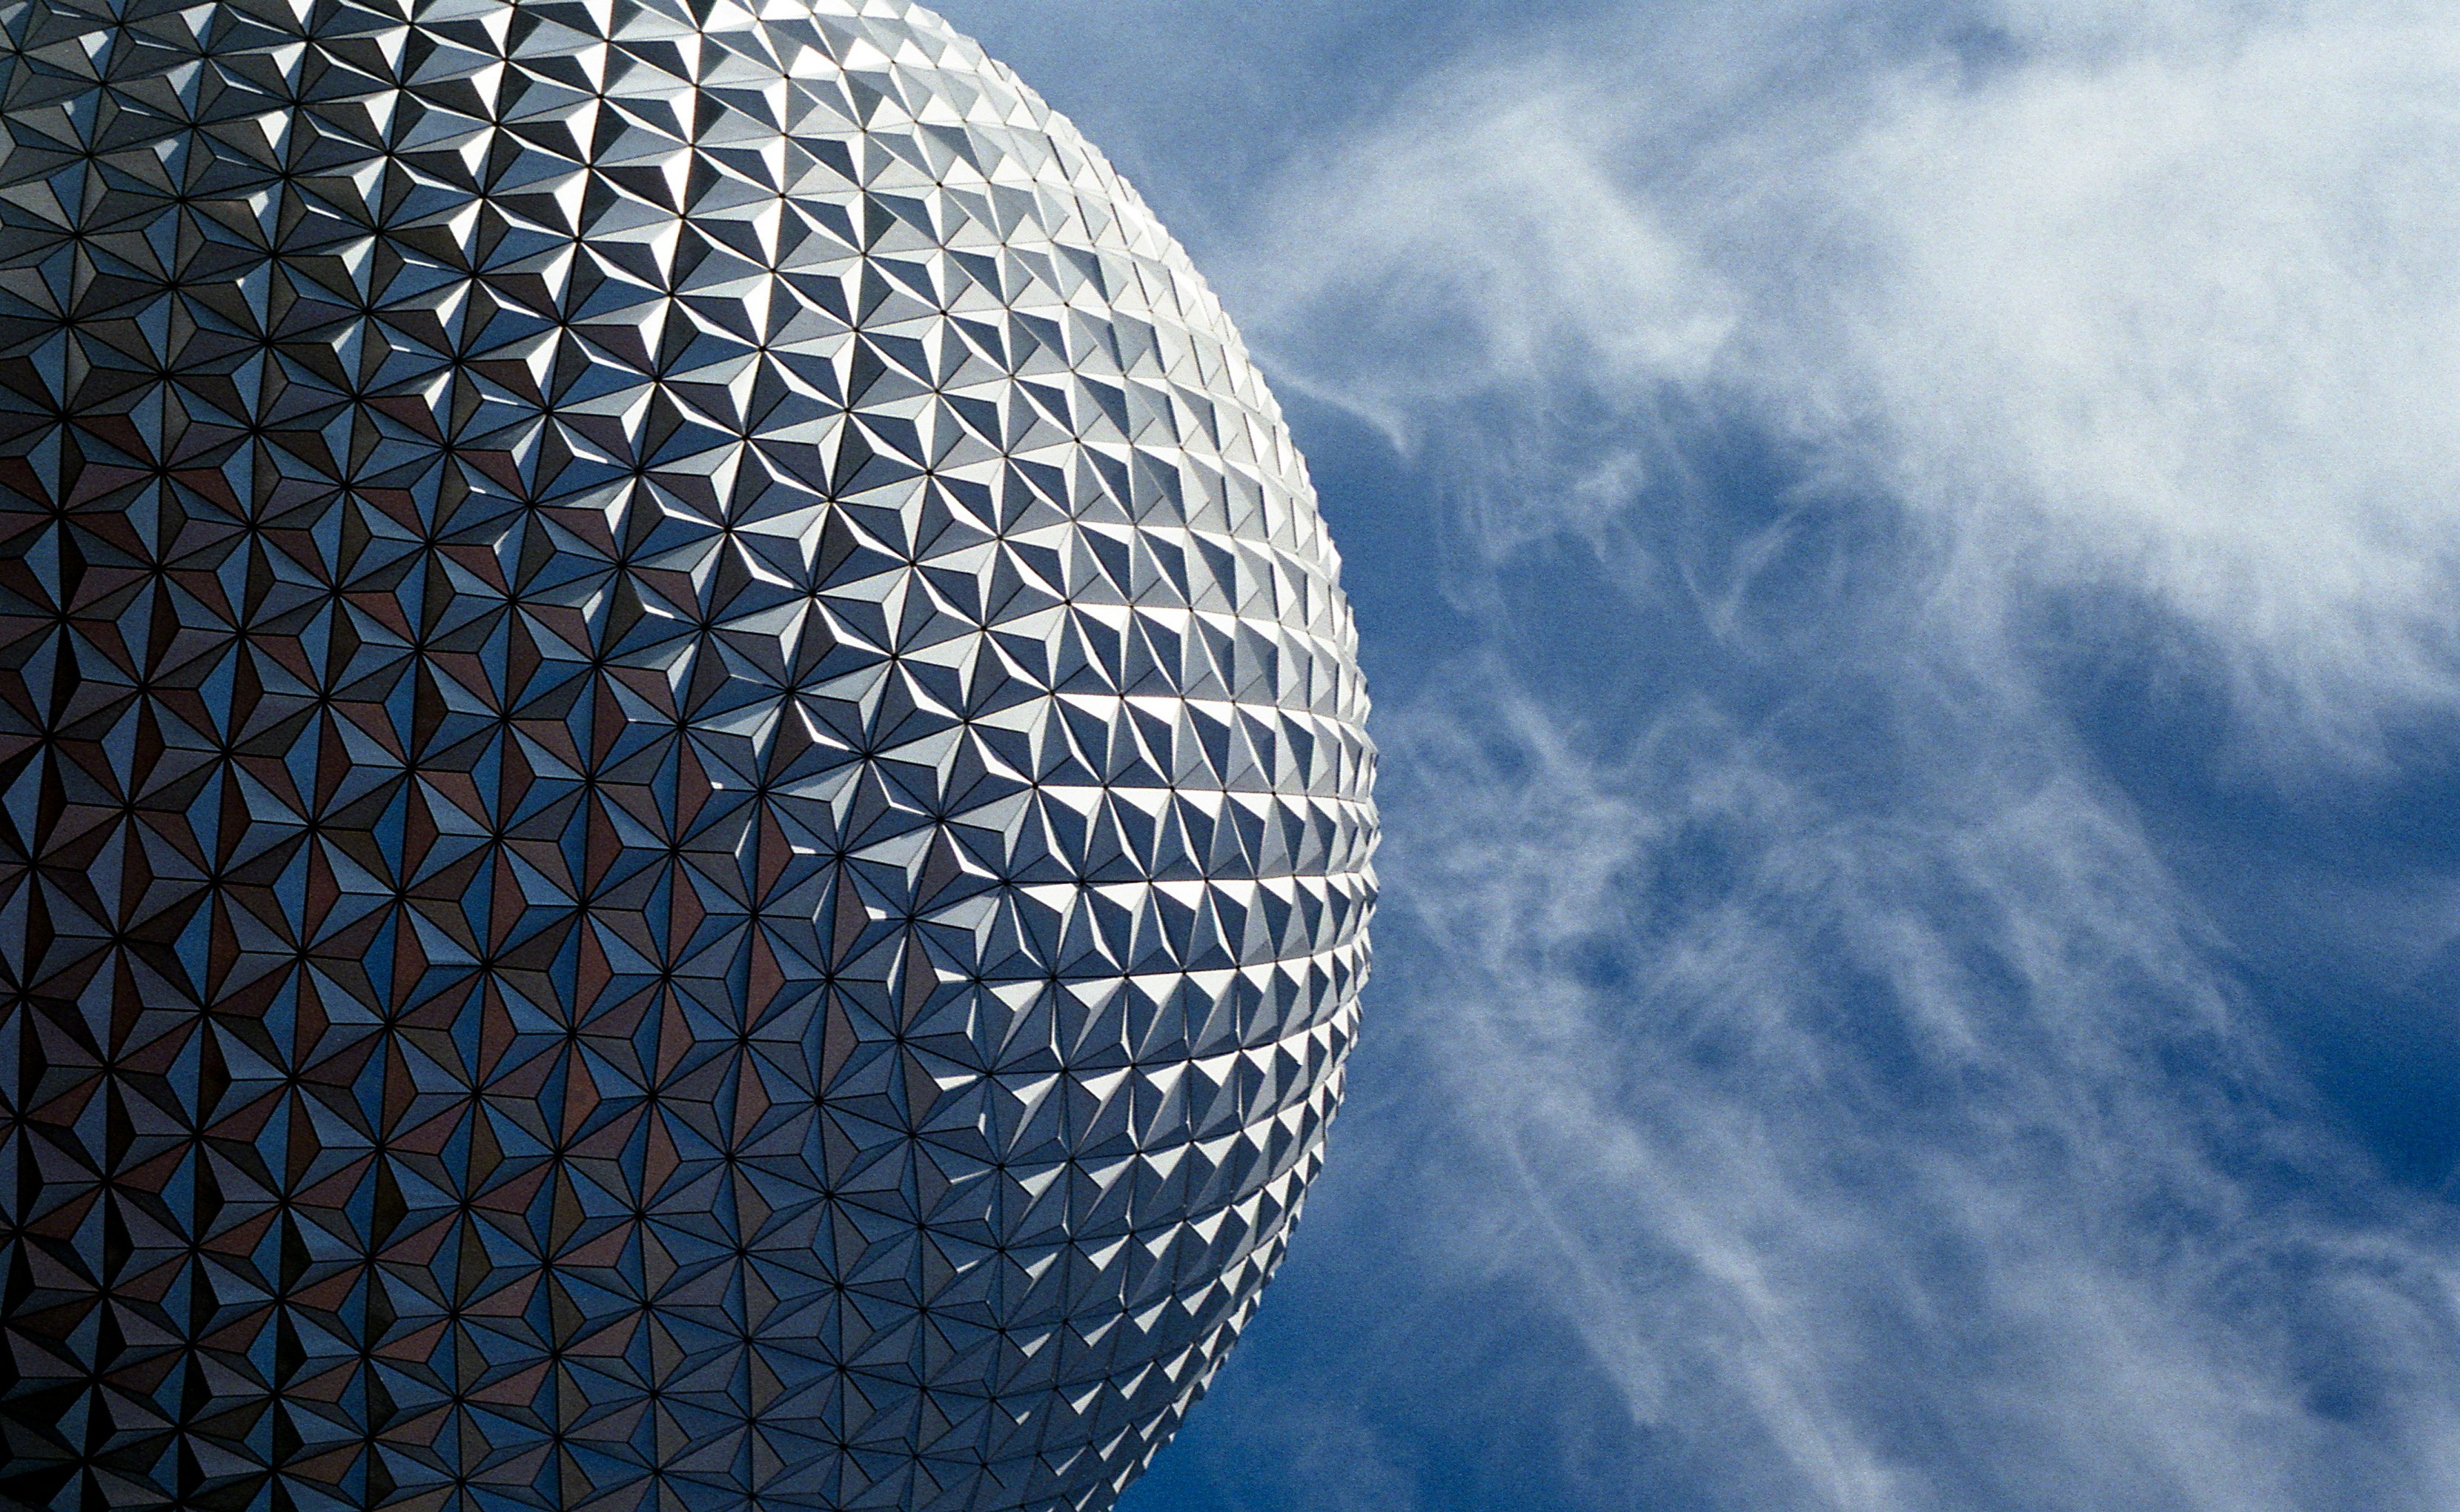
xmin=0 ymin=0 xmax=1376 ymax=1508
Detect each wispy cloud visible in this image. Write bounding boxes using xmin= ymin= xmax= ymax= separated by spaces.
xmin=1233 ymin=0 xmax=2460 ymax=749
xmin=1370 ymin=671 xmax=2460 ymax=1510
xmin=1168 ymin=0 xmax=2460 ymax=1506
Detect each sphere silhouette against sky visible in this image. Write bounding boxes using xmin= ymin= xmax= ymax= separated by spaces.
xmin=0 ymin=0 xmax=1376 ymax=1508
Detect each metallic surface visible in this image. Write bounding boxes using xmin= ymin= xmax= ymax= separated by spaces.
xmin=0 ymin=0 xmax=1376 ymax=1506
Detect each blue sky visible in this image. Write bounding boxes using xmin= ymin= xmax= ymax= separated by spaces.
xmin=940 ymin=4 xmax=2460 ymax=1508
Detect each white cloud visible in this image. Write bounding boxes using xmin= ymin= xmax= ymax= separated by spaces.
xmin=1371 ymin=673 xmax=2460 ymax=1510
xmin=1797 ymin=12 xmax=2460 ymax=737
xmin=1231 ymin=0 xmax=2460 ymax=747
xmin=1181 ymin=1 xmax=2460 ymax=1506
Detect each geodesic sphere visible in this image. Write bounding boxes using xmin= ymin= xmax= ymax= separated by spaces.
xmin=0 ymin=0 xmax=1376 ymax=1507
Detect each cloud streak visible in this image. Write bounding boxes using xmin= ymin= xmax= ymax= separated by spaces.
xmin=1234 ymin=0 xmax=2460 ymax=747
xmin=1157 ymin=0 xmax=2460 ymax=1506
xmin=1371 ymin=669 xmax=2460 ymax=1509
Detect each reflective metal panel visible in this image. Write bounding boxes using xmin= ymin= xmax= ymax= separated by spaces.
xmin=0 ymin=1 xmax=1376 ymax=1507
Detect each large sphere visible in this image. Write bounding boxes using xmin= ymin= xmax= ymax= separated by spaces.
xmin=0 ymin=0 xmax=1376 ymax=1508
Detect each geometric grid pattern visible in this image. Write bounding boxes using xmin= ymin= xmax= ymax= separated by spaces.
xmin=0 ymin=0 xmax=1375 ymax=1506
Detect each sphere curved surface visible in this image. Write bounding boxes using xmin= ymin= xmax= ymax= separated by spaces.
xmin=0 ymin=1 xmax=1376 ymax=1508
